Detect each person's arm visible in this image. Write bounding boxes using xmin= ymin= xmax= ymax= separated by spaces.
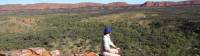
xmin=109 ymin=39 xmax=121 ymax=53
xmin=108 ymin=37 xmax=117 ymax=49
xmin=108 ymin=37 xmax=121 ymax=53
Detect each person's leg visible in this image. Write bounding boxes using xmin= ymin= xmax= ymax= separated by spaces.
xmin=109 ymin=49 xmax=119 ymax=54
xmin=103 ymin=52 xmax=120 ymax=56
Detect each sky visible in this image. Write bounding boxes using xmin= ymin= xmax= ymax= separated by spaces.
xmin=0 ymin=0 xmax=187 ymax=5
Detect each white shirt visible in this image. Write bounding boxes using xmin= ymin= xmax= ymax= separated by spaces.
xmin=101 ymin=34 xmax=115 ymax=52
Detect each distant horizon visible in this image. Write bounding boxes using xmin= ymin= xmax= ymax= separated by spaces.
xmin=0 ymin=0 xmax=187 ymax=5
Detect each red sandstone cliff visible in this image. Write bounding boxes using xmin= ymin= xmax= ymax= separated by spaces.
xmin=0 ymin=2 xmax=131 ymax=11
xmin=105 ymin=2 xmax=129 ymax=7
xmin=141 ymin=1 xmax=176 ymax=7
xmin=0 ymin=1 xmax=200 ymax=12
xmin=141 ymin=0 xmax=199 ymax=7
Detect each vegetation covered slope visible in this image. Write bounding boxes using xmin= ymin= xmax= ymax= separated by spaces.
xmin=0 ymin=6 xmax=200 ymax=56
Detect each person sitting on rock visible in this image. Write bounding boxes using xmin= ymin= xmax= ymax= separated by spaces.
xmin=101 ymin=27 xmax=120 ymax=56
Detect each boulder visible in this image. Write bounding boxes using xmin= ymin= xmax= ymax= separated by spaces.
xmin=0 ymin=53 xmax=5 ymax=56
xmin=20 ymin=49 xmax=39 ymax=56
xmin=0 ymin=47 xmax=52 ymax=56
xmin=28 ymin=47 xmax=51 ymax=56
xmin=50 ymin=50 xmax=60 ymax=56
xmin=84 ymin=52 xmax=96 ymax=56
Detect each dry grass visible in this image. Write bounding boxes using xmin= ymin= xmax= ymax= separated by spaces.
xmin=0 ymin=16 xmax=41 ymax=34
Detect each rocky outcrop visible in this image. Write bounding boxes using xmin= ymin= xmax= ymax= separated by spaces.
xmin=105 ymin=2 xmax=129 ymax=7
xmin=191 ymin=0 xmax=200 ymax=4
xmin=178 ymin=1 xmax=193 ymax=5
xmin=141 ymin=1 xmax=177 ymax=7
xmin=0 ymin=47 xmax=60 ymax=56
xmin=76 ymin=2 xmax=103 ymax=7
xmin=0 ymin=47 xmax=98 ymax=56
